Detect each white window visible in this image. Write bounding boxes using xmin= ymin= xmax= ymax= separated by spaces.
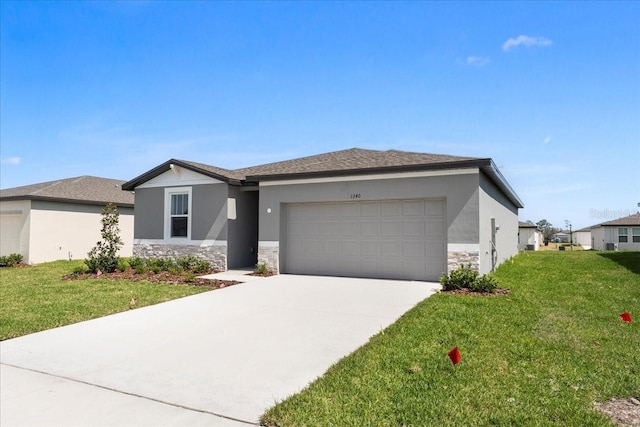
xmin=165 ymin=187 xmax=192 ymax=240
xmin=618 ymin=228 xmax=628 ymax=243
xmin=633 ymin=228 xmax=640 ymax=243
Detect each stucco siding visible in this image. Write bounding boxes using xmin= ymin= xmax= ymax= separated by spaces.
xmin=133 ymin=188 xmax=164 ymax=239
xmin=479 ymin=172 xmax=519 ymax=274
xmin=29 ymin=201 xmax=133 ymax=264
xmin=191 ymin=184 xmax=229 ymax=241
xmin=0 ymin=200 xmax=31 ymax=261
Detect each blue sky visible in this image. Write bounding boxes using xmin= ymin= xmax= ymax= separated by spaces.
xmin=1 ymin=1 xmax=639 ymax=229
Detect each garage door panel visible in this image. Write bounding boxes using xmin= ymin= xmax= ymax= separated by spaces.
xmin=381 ymin=221 xmax=402 ymax=236
xmin=403 ymin=220 xmax=425 ymax=237
xmin=283 ymin=199 xmax=446 ymax=281
xmin=403 ymin=200 xmax=425 ymax=216
xmin=403 ymin=242 xmax=425 ymax=257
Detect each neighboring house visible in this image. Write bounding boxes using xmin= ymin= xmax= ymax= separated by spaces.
xmin=518 ymin=221 xmax=542 ymax=251
xmin=551 ymin=231 xmax=570 ymax=243
xmin=591 ymin=213 xmax=640 ymax=251
xmin=572 ymin=226 xmax=593 ymax=250
xmin=122 ymin=148 xmax=523 ymax=281
xmin=0 ymin=176 xmax=134 ymax=264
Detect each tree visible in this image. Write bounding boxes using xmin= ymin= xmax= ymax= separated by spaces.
xmin=85 ymin=203 xmax=123 ymax=273
xmin=536 ymin=219 xmax=556 ymax=245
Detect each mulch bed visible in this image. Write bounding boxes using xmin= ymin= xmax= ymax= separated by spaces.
xmin=442 ymin=288 xmax=511 ymax=296
xmin=63 ymin=268 xmax=240 ymax=288
xmin=596 ymin=398 xmax=640 ymax=426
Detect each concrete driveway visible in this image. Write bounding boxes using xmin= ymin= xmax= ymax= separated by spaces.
xmin=1 ymin=274 xmax=440 ymax=426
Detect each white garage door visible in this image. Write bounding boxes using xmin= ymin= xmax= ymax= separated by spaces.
xmin=283 ymin=199 xmax=446 ymax=281
xmin=0 ymin=214 xmax=22 ymax=256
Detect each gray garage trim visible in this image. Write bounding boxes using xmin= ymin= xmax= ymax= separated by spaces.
xmin=280 ymin=199 xmax=447 ymax=281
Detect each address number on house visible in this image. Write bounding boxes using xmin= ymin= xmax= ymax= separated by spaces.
xmin=350 ymin=193 xmax=362 ymax=199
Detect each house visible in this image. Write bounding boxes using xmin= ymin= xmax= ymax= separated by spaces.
xmin=591 ymin=213 xmax=640 ymax=251
xmin=551 ymin=231 xmax=570 ymax=243
xmin=572 ymin=226 xmax=593 ymax=250
xmin=0 ymin=176 xmax=134 ymax=264
xmin=122 ymin=148 xmax=524 ymax=281
xmin=518 ymin=221 xmax=542 ymax=250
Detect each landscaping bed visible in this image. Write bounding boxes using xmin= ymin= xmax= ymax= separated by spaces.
xmin=63 ymin=268 xmax=239 ymax=288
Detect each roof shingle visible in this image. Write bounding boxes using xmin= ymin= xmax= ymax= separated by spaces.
xmin=0 ymin=176 xmax=134 ymax=207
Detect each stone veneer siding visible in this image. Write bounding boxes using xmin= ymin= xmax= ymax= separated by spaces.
xmin=447 ymin=250 xmax=480 ymax=273
xmin=257 ymin=243 xmax=279 ymax=274
xmin=134 ymin=243 xmax=227 ymax=272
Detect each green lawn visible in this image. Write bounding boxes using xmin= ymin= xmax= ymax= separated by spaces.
xmin=0 ymin=260 xmax=210 ymax=341
xmin=262 ymin=251 xmax=640 ymax=426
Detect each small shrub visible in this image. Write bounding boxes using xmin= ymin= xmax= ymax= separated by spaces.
xmin=176 ymin=256 xmax=211 ymax=274
xmin=147 ymin=257 xmax=174 ymax=273
xmin=440 ymin=264 xmax=478 ymax=291
xmin=84 ymin=203 xmax=123 ymax=273
xmin=184 ymin=272 xmax=196 ymax=283
xmin=471 ymin=274 xmax=499 ymax=293
xmin=128 ymin=256 xmax=145 ymax=269
xmin=0 ymin=253 xmax=23 ymax=267
xmin=117 ymin=258 xmax=129 ymax=272
xmin=134 ymin=264 xmax=147 ymax=274
xmin=255 ymin=262 xmax=269 ymax=275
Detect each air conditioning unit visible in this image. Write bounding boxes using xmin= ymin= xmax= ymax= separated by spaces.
xmin=605 ymin=243 xmax=616 ymax=250
xmin=525 ymin=244 xmax=535 ymax=251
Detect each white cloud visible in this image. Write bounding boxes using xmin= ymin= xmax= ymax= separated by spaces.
xmin=543 ymin=136 xmax=552 ymax=144
xmin=1 ymin=156 xmax=21 ymax=165
xmin=502 ymin=35 xmax=552 ymax=52
xmin=465 ymin=56 xmax=490 ymax=66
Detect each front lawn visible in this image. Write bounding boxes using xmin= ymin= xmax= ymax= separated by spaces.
xmin=262 ymin=251 xmax=639 ymax=426
xmin=0 ymin=260 xmax=212 ymax=341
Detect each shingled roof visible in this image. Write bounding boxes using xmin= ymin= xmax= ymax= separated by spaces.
xmin=597 ymin=213 xmax=640 ymax=226
xmin=236 ymin=148 xmax=479 ymax=180
xmin=0 ymin=176 xmax=134 ymax=207
xmin=122 ymin=147 xmax=524 ymax=208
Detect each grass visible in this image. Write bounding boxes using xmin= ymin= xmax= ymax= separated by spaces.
xmin=261 ymin=251 xmax=640 ymax=426
xmin=0 ymin=260 xmax=211 ymax=341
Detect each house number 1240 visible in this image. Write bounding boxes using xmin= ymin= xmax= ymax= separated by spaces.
xmin=350 ymin=193 xmax=361 ymax=199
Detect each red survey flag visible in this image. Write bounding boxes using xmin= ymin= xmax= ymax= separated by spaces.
xmin=620 ymin=312 xmax=632 ymax=323
xmin=448 ymin=347 xmax=462 ymax=365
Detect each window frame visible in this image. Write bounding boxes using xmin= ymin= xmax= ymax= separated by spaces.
xmin=633 ymin=228 xmax=640 ymax=243
xmin=618 ymin=227 xmax=628 ymax=243
xmin=164 ymin=187 xmax=192 ymax=240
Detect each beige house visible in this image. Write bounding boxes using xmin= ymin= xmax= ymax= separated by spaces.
xmin=518 ymin=221 xmax=542 ymax=251
xmin=0 ymin=176 xmax=134 ymax=264
xmin=591 ymin=213 xmax=640 ymax=251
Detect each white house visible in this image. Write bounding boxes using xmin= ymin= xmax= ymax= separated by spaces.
xmin=591 ymin=213 xmax=640 ymax=251
xmin=0 ymin=176 xmax=134 ymax=264
xmin=572 ymin=227 xmax=593 ymax=250
xmin=518 ymin=221 xmax=542 ymax=250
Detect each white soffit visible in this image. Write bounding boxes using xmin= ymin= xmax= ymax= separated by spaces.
xmin=137 ymin=166 xmax=224 ymax=189
xmin=259 ymin=168 xmax=479 ymax=187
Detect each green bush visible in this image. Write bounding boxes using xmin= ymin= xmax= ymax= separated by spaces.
xmin=117 ymin=259 xmax=130 ymax=272
xmin=0 ymin=253 xmax=23 ymax=267
xmin=471 ymin=274 xmax=499 ymax=293
xmin=128 ymin=256 xmax=145 ymax=270
xmin=72 ymin=264 xmax=88 ymax=276
xmin=440 ymin=264 xmax=498 ymax=293
xmin=440 ymin=264 xmax=478 ymax=291
xmin=147 ymin=257 xmax=174 ymax=274
xmin=84 ymin=203 xmax=123 ymax=273
xmin=133 ymin=264 xmax=147 ymax=274
xmin=255 ymin=262 xmax=269 ymax=275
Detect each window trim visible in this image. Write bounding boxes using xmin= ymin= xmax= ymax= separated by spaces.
xmin=164 ymin=187 xmax=192 ymax=240
xmin=618 ymin=227 xmax=628 ymax=243
xmin=633 ymin=228 xmax=640 ymax=243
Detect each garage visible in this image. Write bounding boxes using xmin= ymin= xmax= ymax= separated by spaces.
xmin=0 ymin=214 xmax=23 ymax=257
xmin=282 ymin=199 xmax=446 ymax=281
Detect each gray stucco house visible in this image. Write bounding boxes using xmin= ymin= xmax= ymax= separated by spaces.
xmin=122 ymin=148 xmax=523 ymax=281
